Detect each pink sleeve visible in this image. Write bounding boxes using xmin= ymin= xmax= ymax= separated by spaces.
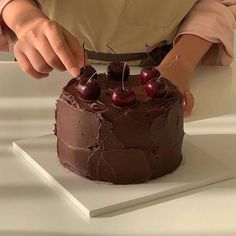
xmin=0 ymin=0 xmax=41 ymax=52
xmin=173 ymin=0 xmax=236 ymax=66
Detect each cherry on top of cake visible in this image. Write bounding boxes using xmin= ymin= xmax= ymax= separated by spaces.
xmin=74 ymin=42 xmax=101 ymax=101
xmin=110 ymin=62 xmax=136 ymax=107
xmin=106 ymin=45 xmax=130 ymax=82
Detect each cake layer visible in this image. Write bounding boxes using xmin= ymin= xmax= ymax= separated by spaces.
xmin=55 ymin=74 xmax=184 ymax=184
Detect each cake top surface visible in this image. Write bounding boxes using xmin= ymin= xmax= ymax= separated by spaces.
xmin=60 ymin=73 xmax=182 ymax=113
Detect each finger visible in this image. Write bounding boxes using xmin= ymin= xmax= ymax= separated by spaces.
xmin=45 ymin=23 xmax=79 ymax=76
xmin=15 ymin=51 xmax=49 ymax=79
xmin=183 ymin=91 xmax=194 ymax=117
xmin=35 ymin=35 xmax=66 ymax=71
xmin=24 ymin=48 xmax=53 ymax=74
xmin=63 ymin=29 xmax=84 ymax=69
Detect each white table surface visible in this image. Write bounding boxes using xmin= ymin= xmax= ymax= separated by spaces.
xmin=1 ymin=61 xmax=236 ymax=236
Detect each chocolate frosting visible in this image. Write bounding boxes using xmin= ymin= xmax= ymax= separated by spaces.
xmin=55 ymin=74 xmax=184 ymax=184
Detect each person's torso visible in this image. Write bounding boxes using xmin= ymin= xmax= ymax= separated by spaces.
xmin=42 ymin=0 xmax=198 ymax=64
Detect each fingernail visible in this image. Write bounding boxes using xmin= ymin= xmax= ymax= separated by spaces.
xmin=70 ymin=67 xmax=79 ymax=77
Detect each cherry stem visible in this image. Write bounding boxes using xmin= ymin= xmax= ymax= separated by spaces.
xmin=157 ymin=55 xmax=181 ymax=81
xmin=87 ymin=72 xmax=97 ymax=83
xmin=144 ymin=42 xmax=151 ymax=57
xmin=106 ymin=44 xmax=117 ymax=54
xmin=122 ymin=62 xmax=127 ymax=91
xmin=82 ymin=42 xmax=86 ymax=67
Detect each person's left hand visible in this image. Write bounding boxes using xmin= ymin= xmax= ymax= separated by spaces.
xmin=157 ymin=60 xmax=194 ymax=117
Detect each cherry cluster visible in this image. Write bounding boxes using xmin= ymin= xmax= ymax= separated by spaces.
xmin=75 ymin=44 xmax=170 ymax=107
xmin=76 ymin=62 xmax=166 ymax=107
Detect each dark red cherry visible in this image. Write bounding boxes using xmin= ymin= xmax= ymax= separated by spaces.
xmin=80 ymin=41 xmax=97 ymax=79
xmin=112 ymin=87 xmax=136 ymax=107
xmin=140 ymin=66 xmax=160 ymax=85
xmin=144 ymin=77 xmax=167 ymax=98
xmin=78 ymin=65 xmax=97 ymax=79
xmin=107 ymin=62 xmax=130 ymax=81
xmin=76 ymin=77 xmax=101 ymax=100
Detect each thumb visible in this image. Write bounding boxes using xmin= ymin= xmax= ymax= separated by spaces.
xmin=183 ymin=91 xmax=194 ymax=117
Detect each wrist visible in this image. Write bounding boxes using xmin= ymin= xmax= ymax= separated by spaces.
xmin=165 ymin=34 xmax=212 ymax=70
xmin=157 ymin=55 xmax=194 ymax=81
xmin=2 ymin=0 xmax=48 ymax=38
xmin=14 ymin=13 xmax=48 ymax=38
xmin=157 ymin=34 xmax=213 ymax=81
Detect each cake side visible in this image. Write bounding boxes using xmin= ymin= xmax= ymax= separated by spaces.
xmin=55 ymin=74 xmax=184 ymax=184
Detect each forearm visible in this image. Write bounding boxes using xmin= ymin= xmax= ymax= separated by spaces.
xmin=2 ymin=0 xmax=48 ymax=38
xmin=158 ymin=34 xmax=213 ymax=76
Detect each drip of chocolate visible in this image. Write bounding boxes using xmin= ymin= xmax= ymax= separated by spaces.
xmin=55 ymin=74 xmax=184 ymax=184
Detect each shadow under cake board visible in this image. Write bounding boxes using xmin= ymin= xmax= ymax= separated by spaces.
xmin=13 ymin=134 xmax=235 ymax=218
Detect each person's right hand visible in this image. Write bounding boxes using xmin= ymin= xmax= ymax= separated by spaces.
xmin=14 ymin=18 xmax=84 ymax=79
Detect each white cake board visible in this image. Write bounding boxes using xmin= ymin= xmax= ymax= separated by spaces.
xmin=13 ymin=134 xmax=235 ymax=218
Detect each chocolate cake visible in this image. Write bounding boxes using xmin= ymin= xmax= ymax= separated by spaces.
xmin=55 ymin=66 xmax=184 ymax=184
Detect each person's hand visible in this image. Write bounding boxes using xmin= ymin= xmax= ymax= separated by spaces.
xmin=156 ymin=34 xmax=214 ymax=118
xmin=14 ymin=18 xmax=84 ymax=79
xmin=157 ymin=60 xmax=194 ymax=117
